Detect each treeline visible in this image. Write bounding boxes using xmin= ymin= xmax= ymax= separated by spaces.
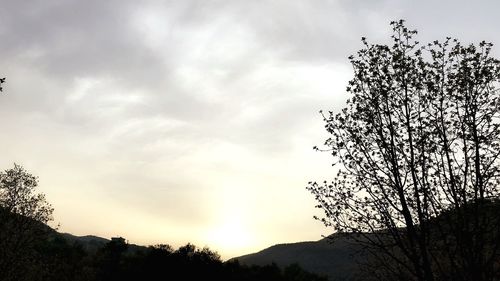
xmin=0 ymin=208 xmax=327 ymax=281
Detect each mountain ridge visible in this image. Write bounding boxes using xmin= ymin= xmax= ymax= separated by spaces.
xmin=233 ymin=234 xmax=365 ymax=280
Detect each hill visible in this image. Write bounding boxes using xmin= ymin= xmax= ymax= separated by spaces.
xmin=234 ymin=200 xmax=500 ymax=280
xmin=234 ymin=234 xmax=366 ymax=280
xmin=60 ymin=233 xmax=109 ymax=252
xmin=60 ymin=233 xmax=146 ymax=254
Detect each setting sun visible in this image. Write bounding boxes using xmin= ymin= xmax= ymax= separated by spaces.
xmin=207 ymin=218 xmax=255 ymax=257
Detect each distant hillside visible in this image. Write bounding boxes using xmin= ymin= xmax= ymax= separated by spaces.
xmin=234 ymin=234 xmax=367 ymax=280
xmin=235 ymin=200 xmax=500 ymax=280
xmin=1 ymin=207 xmax=328 ymax=281
xmin=0 ymin=206 xmax=146 ymax=256
xmin=60 ymin=233 xmax=109 ymax=252
xmin=60 ymin=233 xmax=146 ymax=254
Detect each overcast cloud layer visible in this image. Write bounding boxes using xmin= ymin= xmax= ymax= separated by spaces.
xmin=1 ymin=0 xmax=500 ymax=258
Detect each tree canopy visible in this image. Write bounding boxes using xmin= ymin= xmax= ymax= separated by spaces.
xmin=0 ymin=163 xmax=53 ymax=223
xmin=0 ymin=164 xmax=54 ymax=280
xmin=309 ymin=20 xmax=500 ymax=281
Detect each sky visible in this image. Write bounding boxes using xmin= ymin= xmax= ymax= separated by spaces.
xmin=1 ymin=0 xmax=500 ymax=259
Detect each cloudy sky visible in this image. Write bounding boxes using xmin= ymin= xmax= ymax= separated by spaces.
xmin=1 ymin=0 xmax=499 ymax=258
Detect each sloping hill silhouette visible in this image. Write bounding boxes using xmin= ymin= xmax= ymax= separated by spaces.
xmin=235 ymin=199 xmax=500 ymax=280
xmin=234 ymin=234 xmax=365 ymax=280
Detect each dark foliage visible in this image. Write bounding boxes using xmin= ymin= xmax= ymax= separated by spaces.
xmin=309 ymin=20 xmax=500 ymax=280
xmin=0 ymin=164 xmax=54 ymax=281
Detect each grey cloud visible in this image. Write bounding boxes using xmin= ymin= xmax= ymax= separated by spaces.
xmin=0 ymin=0 xmax=158 ymax=79
xmin=3 ymin=0 xmax=499 ymax=173
xmin=400 ymin=0 xmax=500 ymax=43
xmin=169 ymin=0 xmax=399 ymax=62
xmin=0 ymin=0 xmax=390 ymax=127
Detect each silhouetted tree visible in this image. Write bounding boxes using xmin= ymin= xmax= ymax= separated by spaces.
xmin=0 ymin=164 xmax=53 ymax=222
xmin=95 ymin=238 xmax=128 ymax=281
xmin=0 ymin=164 xmax=54 ymax=281
xmin=309 ymin=20 xmax=500 ymax=281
